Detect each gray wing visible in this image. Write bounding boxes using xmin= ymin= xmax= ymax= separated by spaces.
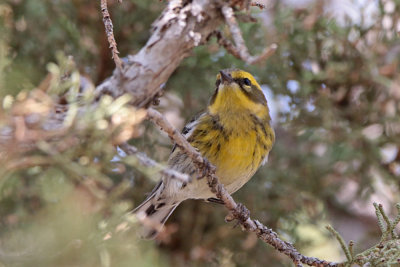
xmin=171 ymin=112 xmax=204 ymax=153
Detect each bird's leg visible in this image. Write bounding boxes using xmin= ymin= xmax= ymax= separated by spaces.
xmin=206 ymin=197 xmax=225 ymax=205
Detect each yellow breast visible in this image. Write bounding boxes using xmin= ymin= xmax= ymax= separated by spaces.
xmin=188 ymin=111 xmax=273 ymax=193
xmin=212 ymin=129 xmax=260 ymax=190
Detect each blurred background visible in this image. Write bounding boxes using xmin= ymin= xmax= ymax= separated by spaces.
xmin=1 ymin=0 xmax=400 ymax=266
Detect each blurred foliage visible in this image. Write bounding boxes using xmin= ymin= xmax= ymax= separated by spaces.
xmin=327 ymin=203 xmax=400 ymax=266
xmin=1 ymin=0 xmax=400 ymax=266
xmin=0 ymin=54 xmax=161 ymax=267
xmin=1 ymin=0 xmax=163 ymax=95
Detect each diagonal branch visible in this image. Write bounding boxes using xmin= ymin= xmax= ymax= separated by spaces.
xmin=220 ymin=5 xmax=277 ymax=64
xmin=146 ymin=108 xmax=340 ymax=267
xmin=96 ymin=0 xmax=223 ymax=107
xmin=119 ymin=143 xmax=191 ymax=183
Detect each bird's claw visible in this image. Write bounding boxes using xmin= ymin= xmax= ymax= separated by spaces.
xmin=225 ymin=202 xmax=250 ymax=226
xmin=234 ymin=203 xmax=250 ymax=223
xmin=197 ymin=158 xmax=216 ymax=179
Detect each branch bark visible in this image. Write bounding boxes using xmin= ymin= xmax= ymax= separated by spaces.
xmin=220 ymin=5 xmax=277 ymax=64
xmin=147 ymin=108 xmax=340 ymax=267
xmin=95 ymin=0 xmax=224 ymax=108
xmin=101 ymin=0 xmax=123 ymax=70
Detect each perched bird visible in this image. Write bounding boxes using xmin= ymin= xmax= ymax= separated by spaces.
xmin=134 ymin=69 xmax=275 ymax=238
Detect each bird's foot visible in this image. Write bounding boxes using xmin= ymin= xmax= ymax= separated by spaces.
xmin=234 ymin=203 xmax=250 ymax=223
xmin=197 ymin=158 xmax=216 ymax=179
xmin=225 ymin=202 xmax=250 ymax=227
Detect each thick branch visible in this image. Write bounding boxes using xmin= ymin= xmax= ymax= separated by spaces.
xmin=146 ymin=108 xmax=340 ymax=267
xmin=96 ymin=0 xmax=223 ymax=108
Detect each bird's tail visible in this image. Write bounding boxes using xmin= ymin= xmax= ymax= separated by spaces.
xmin=133 ymin=182 xmax=179 ymax=239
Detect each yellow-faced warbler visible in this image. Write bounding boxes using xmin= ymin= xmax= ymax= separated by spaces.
xmin=134 ymin=69 xmax=275 ymax=238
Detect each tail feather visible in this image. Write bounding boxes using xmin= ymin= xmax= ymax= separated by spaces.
xmin=133 ymin=182 xmax=179 ymax=239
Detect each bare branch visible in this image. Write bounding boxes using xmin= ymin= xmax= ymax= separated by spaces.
xmin=221 ymin=5 xmax=248 ymax=57
xmin=101 ymin=0 xmax=123 ymax=70
xmin=119 ymin=143 xmax=191 ymax=183
xmin=220 ymin=5 xmax=278 ymax=64
xmin=146 ymin=108 xmax=340 ymax=267
xmin=146 ymin=109 xmax=212 ymax=173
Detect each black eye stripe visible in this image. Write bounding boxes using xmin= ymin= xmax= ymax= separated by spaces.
xmin=233 ymin=78 xmax=252 ymax=86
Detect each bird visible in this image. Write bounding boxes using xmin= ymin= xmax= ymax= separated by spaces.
xmin=134 ymin=69 xmax=275 ymax=239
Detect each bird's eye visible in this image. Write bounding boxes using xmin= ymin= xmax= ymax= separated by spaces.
xmin=243 ymin=78 xmax=251 ymax=86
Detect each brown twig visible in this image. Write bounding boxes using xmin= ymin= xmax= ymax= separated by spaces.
xmin=212 ymin=30 xmax=277 ymax=64
xmin=146 ymin=108 xmax=340 ymax=267
xmin=100 ymin=0 xmax=123 ymax=70
xmin=146 ymin=109 xmax=211 ymax=172
xmin=219 ymin=5 xmax=277 ymax=65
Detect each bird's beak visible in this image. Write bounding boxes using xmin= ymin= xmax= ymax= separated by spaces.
xmin=219 ymin=70 xmax=233 ymax=84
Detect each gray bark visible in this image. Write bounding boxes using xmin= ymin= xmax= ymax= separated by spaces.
xmin=96 ymin=0 xmax=223 ymax=108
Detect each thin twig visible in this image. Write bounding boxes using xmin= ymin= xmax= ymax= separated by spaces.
xmin=348 ymin=240 xmax=354 ymax=259
xmin=326 ymin=225 xmax=352 ymax=263
xmin=219 ymin=5 xmax=278 ymax=64
xmin=100 ymin=0 xmax=123 ymax=70
xmin=392 ymin=203 xmax=400 ymax=238
xmin=222 ymin=5 xmax=248 ymax=59
xmin=119 ymin=143 xmax=191 ymax=183
xmin=378 ymin=203 xmax=395 ymax=239
xmin=374 ymin=202 xmax=388 ymax=241
xmin=146 ymin=108 xmax=340 ymax=267
xmin=146 ymin=109 xmax=210 ymax=173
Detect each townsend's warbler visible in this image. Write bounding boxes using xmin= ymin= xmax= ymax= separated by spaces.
xmin=134 ymin=69 xmax=275 ymax=238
